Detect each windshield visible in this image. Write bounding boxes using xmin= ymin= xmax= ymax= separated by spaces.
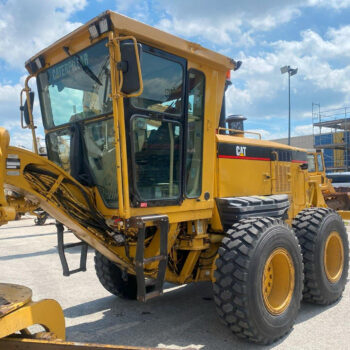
xmin=37 ymin=39 xmax=111 ymax=129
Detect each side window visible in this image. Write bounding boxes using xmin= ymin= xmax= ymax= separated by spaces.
xmin=186 ymin=70 xmax=205 ymax=198
xmin=317 ymin=153 xmax=324 ymax=172
xmin=46 ymin=129 xmax=72 ymax=173
xmin=46 ymin=118 xmax=118 ymax=208
xmin=83 ymin=118 xmax=118 ymax=208
xmin=307 ymin=154 xmax=316 ymax=172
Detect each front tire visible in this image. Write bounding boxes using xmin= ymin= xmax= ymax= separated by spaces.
xmin=94 ymin=251 xmax=138 ymax=299
xmin=292 ymin=207 xmax=349 ymax=305
xmin=213 ymin=217 xmax=303 ymax=344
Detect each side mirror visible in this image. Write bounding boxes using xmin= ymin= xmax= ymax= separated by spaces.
xmin=118 ymin=41 xmax=142 ymax=95
xmin=23 ymin=91 xmax=35 ymax=126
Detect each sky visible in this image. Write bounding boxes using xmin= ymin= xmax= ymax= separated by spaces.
xmin=1 ymin=0 xmax=350 ymax=148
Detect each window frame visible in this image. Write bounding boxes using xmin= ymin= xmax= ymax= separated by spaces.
xmin=184 ymin=69 xmax=206 ymax=199
xmin=129 ymin=114 xmax=184 ymax=207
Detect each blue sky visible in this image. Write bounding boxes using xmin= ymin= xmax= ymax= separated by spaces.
xmin=1 ymin=0 xmax=350 ymax=148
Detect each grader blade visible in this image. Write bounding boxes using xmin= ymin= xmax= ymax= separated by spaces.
xmin=324 ymin=191 xmax=350 ymax=211
xmin=1 ymin=338 xmax=161 ymax=350
xmin=0 ymin=283 xmax=162 ymax=350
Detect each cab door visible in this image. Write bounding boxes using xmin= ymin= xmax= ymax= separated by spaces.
xmin=123 ymin=44 xmax=187 ymax=207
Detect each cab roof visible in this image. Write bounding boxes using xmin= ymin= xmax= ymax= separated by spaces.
xmin=26 ymin=10 xmax=236 ymax=74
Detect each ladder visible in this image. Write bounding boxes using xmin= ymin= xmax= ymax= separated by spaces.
xmin=131 ymin=215 xmax=169 ymax=302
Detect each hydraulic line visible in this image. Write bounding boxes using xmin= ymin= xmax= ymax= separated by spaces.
xmin=23 ymin=165 xmax=120 ymax=245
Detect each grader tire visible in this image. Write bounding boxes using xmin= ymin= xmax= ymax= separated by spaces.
xmin=94 ymin=251 xmax=137 ymax=299
xmin=213 ymin=217 xmax=303 ymax=345
xmin=292 ymin=208 xmax=349 ymax=305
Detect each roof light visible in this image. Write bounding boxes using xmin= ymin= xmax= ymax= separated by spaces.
xmin=34 ymin=57 xmax=44 ymax=70
xmin=98 ymin=17 xmax=110 ymax=34
xmin=226 ymin=70 xmax=231 ymax=80
xmin=25 ymin=55 xmax=45 ymax=74
xmin=88 ymin=24 xmax=99 ymax=39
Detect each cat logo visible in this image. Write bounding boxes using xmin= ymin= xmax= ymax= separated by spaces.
xmin=236 ymin=145 xmax=247 ymax=157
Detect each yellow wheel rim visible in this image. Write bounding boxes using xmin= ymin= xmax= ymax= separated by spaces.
xmin=262 ymin=248 xmax=295 ymax=315
xmin=324 ymin=231 xmax=344 ymax=283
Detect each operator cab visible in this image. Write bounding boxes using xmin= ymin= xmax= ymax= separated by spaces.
xmin=36 ymin=35 xmax=206 ymax=209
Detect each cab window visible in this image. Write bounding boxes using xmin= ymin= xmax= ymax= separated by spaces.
xmin=130 ymin=49 xmax=183 ymax=115
xmin=307 ymin=154 xmax=316 ymax=172
xmin=317 ymin=153 xmax=324 ymax=172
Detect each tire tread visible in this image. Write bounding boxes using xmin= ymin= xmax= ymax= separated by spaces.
xmin=292 ymin=207 xmax=349 ymax=305
xmin=214 ymin=217 xmax=303 ymax=344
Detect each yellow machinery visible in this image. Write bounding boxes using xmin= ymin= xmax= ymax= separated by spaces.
xmin=5 ymin=191 xmax=48 ymax=224
xmin=0 ymin=10 xmax=348 ymax=345
xmin=307 ymin=151 xmax=350 ymax=213
xmin=0 ymin=283 xmax=159 ymax=349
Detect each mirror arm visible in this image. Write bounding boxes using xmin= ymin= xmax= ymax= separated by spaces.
xmin=111 ymin=35 xmax=144 ymax=98
xmin=20 ymin=75 xmax=38 ymax=154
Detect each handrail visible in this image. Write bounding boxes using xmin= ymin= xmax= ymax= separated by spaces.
xmin=217 ymin=127 xmax=262 ymax=139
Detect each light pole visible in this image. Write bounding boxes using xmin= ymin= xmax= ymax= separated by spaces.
xmin=281 ymin=65 xmax=298 ymax=145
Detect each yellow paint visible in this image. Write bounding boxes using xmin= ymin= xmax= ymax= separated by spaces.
xmin=262 ymin=248 xmax=295 ymax=315
xmin=334 ymin=132 xmax=344 ymax=168
xmin=324 ymin=231 xmax=344 ymax=283
xmin=0 ymin=284 xmax=65 ymax=340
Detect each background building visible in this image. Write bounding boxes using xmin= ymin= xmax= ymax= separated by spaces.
xmin=272 ymin=135 xmax=314 ymax=151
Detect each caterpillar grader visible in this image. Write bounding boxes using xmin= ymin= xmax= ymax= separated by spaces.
xmin=0 ymin=10 xmax=348 ymax=347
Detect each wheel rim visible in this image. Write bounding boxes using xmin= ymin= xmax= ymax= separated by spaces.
xmin=262 ymin=248 xmax=295 ymax=315
xmin=324 ymin=231 xmax=344 ymax=283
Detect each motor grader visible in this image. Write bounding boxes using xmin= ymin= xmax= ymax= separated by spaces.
xmin=0 ymin=10 xmax=348 ymax=347
xmin=307 ymin=150 xmax=350 ymax=214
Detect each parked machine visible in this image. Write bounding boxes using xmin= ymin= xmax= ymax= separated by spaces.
xmin=307 ymin=151 xmax=350 ymax=213
xmin=0 ymin=11 xmax=348 ymax=346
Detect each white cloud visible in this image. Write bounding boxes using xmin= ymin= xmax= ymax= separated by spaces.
xmin=0 ymin=0 xmax=85 ymax=148
xmin=294 ymin=124 xmax=313 ymax=136
xmin=0 ymin=0 xmax=86 ymax=69
xmin=224 ymin=23 xmax=350 ymax=126
xmin=309 ymin=0 xmax=350 ymax=9
xmin=144 ymin=0 xmax=350 ymax=47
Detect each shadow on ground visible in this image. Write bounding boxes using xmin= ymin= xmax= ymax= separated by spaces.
xmin=65 ymin=282 xmax=332 ymax=350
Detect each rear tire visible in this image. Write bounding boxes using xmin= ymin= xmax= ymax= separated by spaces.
xmin=292 ymin=207 xmax=349 ymax=305
xmin=213 ymin=217 xmax=303 ymax=344
xmin=94 ymin=251 xmax=137 ymax=299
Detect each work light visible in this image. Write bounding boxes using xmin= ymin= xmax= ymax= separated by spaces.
xmin=98 ymin=17 xmax=109 ymax=34
xmin=88 ymin=24 xmax=99 ymax=39
xmin=34 ymin=57 xmax=44 ymax=70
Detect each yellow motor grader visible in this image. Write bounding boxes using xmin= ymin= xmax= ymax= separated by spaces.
xmin=0 ymin=10 xmax=348 ymax=346
xmin=307 ymin=150 xmax=350 ymax=214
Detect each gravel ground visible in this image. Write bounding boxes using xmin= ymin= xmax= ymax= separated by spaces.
xmin=1 ymin=217 xmax=349 ymax=349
